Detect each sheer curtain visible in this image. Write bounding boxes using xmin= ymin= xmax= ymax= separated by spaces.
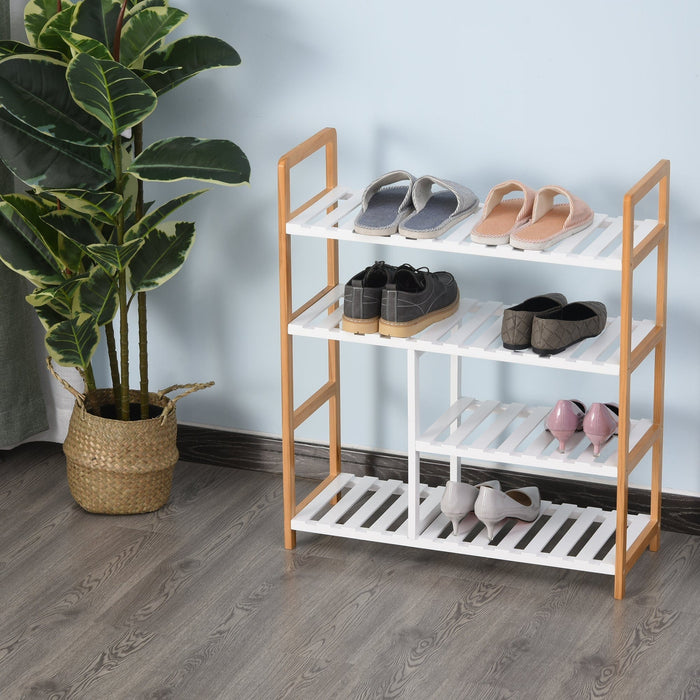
xmin=0 ymin=0 xmax=76 ymax=448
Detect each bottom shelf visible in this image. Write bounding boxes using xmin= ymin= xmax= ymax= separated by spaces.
xmin=291 ymin=473 xmax=650 ymax=576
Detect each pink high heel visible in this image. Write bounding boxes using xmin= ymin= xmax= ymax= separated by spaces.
xmin=545 ymin=399 xmax=586 ymax=453
xmin=583 ymin=402 xmax=619 ymax=456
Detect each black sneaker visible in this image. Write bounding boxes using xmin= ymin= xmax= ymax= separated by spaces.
xmin=379 ymin=266 xmax=460 ymax=338
xmin=342 ymin=261 xmax=397 ymax=334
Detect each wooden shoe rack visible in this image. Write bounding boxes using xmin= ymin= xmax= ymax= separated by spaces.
xmin=278 ymin=127 xmax=669 ymax=599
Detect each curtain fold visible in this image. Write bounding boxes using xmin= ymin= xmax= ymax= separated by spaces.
xmin=0 ymin=0 xmax=50 ymax=447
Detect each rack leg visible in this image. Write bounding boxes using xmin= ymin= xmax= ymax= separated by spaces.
xmin=407 ymin=350 xmax=421 ymax=539
xmin=280 ymin=223 xmax=296 ymax=549
xmin=281 ymin=336 xmax=297 ymax=550
xmin=449 ymin=355 xmax=462 ymax=483
xmin=614 ymin=475 xmax=628 ymax=600
xmin=328 ymin=241 xmax=342 ymax=483
xmin=650 ymin=438 xmax=663 ymax=552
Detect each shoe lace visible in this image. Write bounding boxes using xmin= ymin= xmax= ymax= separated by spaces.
xmin=394 ymin=264 xmax=429 ymax=291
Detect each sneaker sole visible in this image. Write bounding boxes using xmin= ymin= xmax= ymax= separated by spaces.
xmin=342 ymin=315 xmax=379 ymax=334
xmin=378 ymin=295 xmax=460 ymax=338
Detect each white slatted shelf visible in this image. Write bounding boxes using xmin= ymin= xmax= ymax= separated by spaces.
xmin=416 ymin=396 xmax=653 ymax=479
xmin=291 ymin=474 xmax=651 ymax=576
xmin=289 ymin=285 xmax=658 ymax=377
xmin=286 ymin=186 xmax=660 ymax=272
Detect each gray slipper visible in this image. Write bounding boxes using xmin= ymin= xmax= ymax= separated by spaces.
xmin=353 ymin=170 xmax=415 ymax=236
xmin=398 ymin=175 xmax=479 ymax=239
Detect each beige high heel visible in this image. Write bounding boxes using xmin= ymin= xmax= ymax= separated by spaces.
xmin=474 ymin=486 xmax=541 ymax=541
xmin=440 ymin=480 xmax=500 ymax=535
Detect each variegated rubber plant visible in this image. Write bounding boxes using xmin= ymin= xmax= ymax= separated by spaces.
xmin=0 ymin=0 xmax=250 ymax=419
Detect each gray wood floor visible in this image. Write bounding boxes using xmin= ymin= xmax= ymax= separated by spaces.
xmin=1 ymin=442 xmax=699 ymax=700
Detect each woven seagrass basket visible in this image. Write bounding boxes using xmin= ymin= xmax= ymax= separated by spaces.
xmin=63 ymin=388 xmax=179 ymax=514
xmin=49 ymin=359 xmax=212 ymax=515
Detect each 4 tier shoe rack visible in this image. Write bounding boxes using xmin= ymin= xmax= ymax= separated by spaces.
xmin=278 ymin=128 xmax=669 ymax=599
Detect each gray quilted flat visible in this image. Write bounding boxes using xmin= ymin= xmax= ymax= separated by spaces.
xmin=501 ymin=293 xmax=567 ymax=350
xmin=531 ymin=301 xmax=607 ymax=356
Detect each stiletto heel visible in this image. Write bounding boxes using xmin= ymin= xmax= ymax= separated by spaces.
xmin=549 ymin=429 xmax=575 ymax=453
xmin=479 ymin=517 xmax=499 ymax=541
xmin=545 ymin=399 xmax=586 ymax=453
xmin=588 ymin=436 xmax=605 ymax=457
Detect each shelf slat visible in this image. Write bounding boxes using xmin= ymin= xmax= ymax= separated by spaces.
xmin=344 ymin=479 xmax=404 ymax=529
xmin=317 ymin=475 xmax=378 ymax=525
xmin=549 ymin=506 xmax=603 ymax=558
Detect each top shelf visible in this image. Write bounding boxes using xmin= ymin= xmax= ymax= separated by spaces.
xmin=287 ymin=186 xmax=659 ymax=271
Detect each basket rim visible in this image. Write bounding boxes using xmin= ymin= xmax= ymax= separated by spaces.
xmin=80 ymin=388 xmax=175 ymax=424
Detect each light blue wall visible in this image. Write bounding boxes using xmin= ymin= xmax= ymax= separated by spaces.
xmin=11 ymin=1 xmax=700 ymax=493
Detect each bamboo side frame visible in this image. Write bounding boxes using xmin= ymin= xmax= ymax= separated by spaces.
xmin=614 ymin=159 xmax=670 ymax=599
xmin=278 ymin=128 xmax=339 ymax=549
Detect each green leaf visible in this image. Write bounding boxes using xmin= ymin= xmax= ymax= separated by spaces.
xmin=0 ymin=55 xmax=112 ymax=146
xmin=142 ymin=35 xmax=241 ymax=95
xmin=66 ymin=53 xmax=157 ymax=135
xmin=37 ymin=213 xmax=84 ymax=273
xmin=126 ymin=0 xmax=169 ymax=17
xmin=34 ymin=302 xmax=69 ymax=331
xmin=27 ymin=276 xmax=85 ymax=316
xmin=128 ymin=137 xmax=250 ymax=185
xmin=119 ymin=7 xmax=187 ymax=68
xmin=78 ymin=266 xmax=118 ymax=325
xmin=41 ymin=209 xmax=106 ymax=273
xmin=45 ymin=312 xmax=100 ymax=369
xmin=127 ymin=220 xmax=194 ymax=292
xmin=44 ymin=189 xmax=123 ymax=224
xmin=0 ymin=108 xmax=115 ymax=190
xmin=36 ymin=4 xmax=78 ymax=56
xmin=0 ymin=197 xmax=64 ymax=286
xmin=42 ymin=209 xmax=105 ymax=248
xmin=1 ymin=192 xmax=63 ymax=265
xmin=124 ymin=189 xmax=205 ymax=242
xmin=0 ymin=39 xmax=58 ymax=59
xmin=56 ymin=30 xmax=114 ymax=60
xmin=70 ymin=0 xmax=122 ymax=48
xmin=85 ymin=238 xmax=144 ymax=273
xmin=24 ymin=0 xmax=70 ymax=48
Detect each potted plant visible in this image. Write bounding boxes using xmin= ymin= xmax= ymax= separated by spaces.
xmin=0 ymin=0 xmax=250 ymax=513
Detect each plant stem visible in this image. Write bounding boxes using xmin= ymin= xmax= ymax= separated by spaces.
xmin=114 ymin=133 xmax=129 ymax=420
xmin=105 ymin=321 xmax=120 ymax=397
xmin=138 ymin=292 xmax=148 ymax=417
xmin=134 ymin=123 xmax=149 ymax=418
xmin=84 ymin=363 xmax=97 ymax=394
xmin=113 ymin=0 xmax=128 ymax=60
xmin=118 ymin=268 xmax=129 ymax=419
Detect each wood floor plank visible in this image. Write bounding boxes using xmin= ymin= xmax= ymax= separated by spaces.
xmin=554 ymin=606 xmax=698 ymax=700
